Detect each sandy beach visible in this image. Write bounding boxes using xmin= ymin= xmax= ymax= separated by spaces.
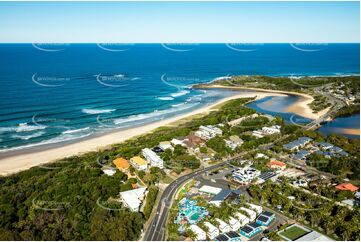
xmin=201 ymin=85 xmax=330 ymax=119
xmin=0 ymin=91 xmax=288 ymax=176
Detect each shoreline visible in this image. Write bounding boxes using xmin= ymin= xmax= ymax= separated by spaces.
xmin=196 ymin=84 xmax=330 ymax=120
xmin=0 ymin=91 xmax=287 ymax=176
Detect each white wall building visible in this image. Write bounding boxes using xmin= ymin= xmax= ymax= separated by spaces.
xmin=215 ymin=218 xmax=231 ymax=233
xmin=159 ymin=141 xmax=173 ymax=151
xmin=199 ymin=185 xmax=222 ymax=196
xmin=119 ymin=187 xmax=147 ymax=212
xmin=234 ymin=212 xmax=250 ymax=226
xmin=224 ymin=135 xmax=244 ymax=150
xmin=232 ymin=166 xmax=261 ymax=185
xmin=247 ymin=203 xmax=263 ymax=215
xmin=142 ymin=148 xmax=164 ymax=169
xmin=189 ymin=224 xmax=207 ymax=241
xmin=240 ymin=207 xmax=257 ymax=221
xmin=228 ymin=216 xmax=241 ymax=231
xmin=203 ymin=222 xmax=220 ymax=240
xmin=195 ymin=125 xmax=223 ymax=140
xmin=262 ymin=125 xmax=281 ymax=134
xmin=171 ymin=138 xmax=186 ymax=147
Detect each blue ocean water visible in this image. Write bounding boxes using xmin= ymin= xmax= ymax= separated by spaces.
xmin=0 ymin=43 xmax=359 ymax=152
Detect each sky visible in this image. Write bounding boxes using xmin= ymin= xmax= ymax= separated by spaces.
xmin=0 ymin=1 xmax=359 ymax=43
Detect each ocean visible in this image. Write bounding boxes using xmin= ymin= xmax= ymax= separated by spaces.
xmin=0 ymin=43 xmax=359 ymax=152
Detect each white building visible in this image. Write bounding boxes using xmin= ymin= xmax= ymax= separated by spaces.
xmin=293 ymin=179 xmax=308 ymax=187
xmin=224 ymin=135 xmax=244 ymax=150
xmin=252 ymin=125 xmax=281 ymax=138
xmin=200 ymin=125 xmax=223 ymax=136
xmin=228 ymin=216 xmax=241 ymax=231
xmin=203 ymin=222 xmax=220 ymax=240
xmin=195 ymin=125 xmax=223 ymax=140
xmin=195 ymin=130 xmax=213 ymax=140
xmin=119 ymin=187 xmax=147 ymax=212
xmin=215 ymin=218 xmax=231 ymax=233
xmin=101 ymin=167 xmax=116 ymax=176
xmin=247 ymin=203 xmax=263 ymax=215
xmin=199 ymin=185 xmax=222 ymax=196
xmin=142 ymin=148 xmax=164 ymax=169
xmin=234 ymin=212 xmax=250 ymax=226
xmin=240 ymin=207 xmax=257 ymax=221
xmin=232 ymin=166 xmax=261 ymax=185
xmin=171 ymin=138 xmax=186 ymax=147
xmin=130 ymin=156 xmax=148 ymax=171
xmin=159 ymin=141 xmax=173 ymax=151
xmin=262 ymin=125 xmax=281 ymax=135
xmin=189 ymin=225 xmax=207 ymax=241
xmin=255 ymin=153 xmax=269 ymax=159
xmin=252 ymin=130 xmax=265 ymax=138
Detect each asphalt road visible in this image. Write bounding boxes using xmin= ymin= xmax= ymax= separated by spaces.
xmin=143 ymin=161 xmax=228 ymax=241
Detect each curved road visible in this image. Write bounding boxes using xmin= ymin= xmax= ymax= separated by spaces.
xmin=143 ymin=162 xmax=228 ymax=241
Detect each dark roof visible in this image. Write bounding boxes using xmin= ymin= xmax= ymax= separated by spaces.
xmin=211 ymin=189 xmax=242 ymax=202
xmin=259 ymin=172 xmax=277 ymax=181
xmin=215 ymin=234 xmax=229 ymax=241
xmin=257 ymin=215 xmax=269 ymax=222
xmin=225 ymin=231 xmax=240 ymax=238
xmin=241 ymin=225 xmax=253 ymax=233
xmin=262 ymin=211 xmax=274 ymax=217
xmin=152 ymin=146 xmax=163 ymax=153
xmin=249 ymin=222 xmax=261 ymax=228
xmin=241 ymin=222 xmax=261 ymax=234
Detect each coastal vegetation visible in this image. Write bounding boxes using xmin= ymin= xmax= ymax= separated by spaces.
xmin=334 ymin=104 xmax=360 ymax=117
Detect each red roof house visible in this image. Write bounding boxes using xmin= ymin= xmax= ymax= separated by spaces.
xmin=335 ymin=183 xmax=359 ymax=192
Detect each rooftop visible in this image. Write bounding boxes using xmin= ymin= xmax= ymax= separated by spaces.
xmin=267 ymin=160 xmax=286 ymax=168
xmin=335 ymin=183 xmax=359 ymax=192
xmin=113 ymin=157 xmax=130 ymax=170
xmin=130 ymin=156 xmax=148 ymax=166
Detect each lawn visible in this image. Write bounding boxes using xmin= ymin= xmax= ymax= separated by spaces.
xmin=161 ymin=175 xmax=174 ymax=184
xmin=279 ymin=225 xmax=309 ymax=240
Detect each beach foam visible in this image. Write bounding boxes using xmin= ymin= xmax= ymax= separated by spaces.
xmin=157 ymin=97 xmax=174 ymax=101
xmin=11 ymin=131 xmax=46 ymax=140
xmin=0 ymin=132 xmax=92 ymax=153
xmin=170 ymin=90 xmax=190 ymax=97
xmin=0 ymin=123 xmax=46 ymax=133
xmin=82 ymin=108 xmax=116 ymax=114
xmin=114 ymin=102 xmax=199 ymax=125
xmin=62 ymin=127 xmax=90 ymax=134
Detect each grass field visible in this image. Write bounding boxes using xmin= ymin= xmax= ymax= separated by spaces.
xmin=279 ymin=225 xmax=309 ymax=240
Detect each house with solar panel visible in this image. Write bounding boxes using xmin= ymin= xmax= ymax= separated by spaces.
xmin=215 ymin=231 xmax=242 ymax=241
xmin=239 ymin=222 xmax=262 ymax=238
xmin=256 ymin=211 xmax=275 ymax=226
xmin=175 ymin=198 xmax=209 ymax=225
xmin=257 ymin=171 xmax=278 ymax=184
